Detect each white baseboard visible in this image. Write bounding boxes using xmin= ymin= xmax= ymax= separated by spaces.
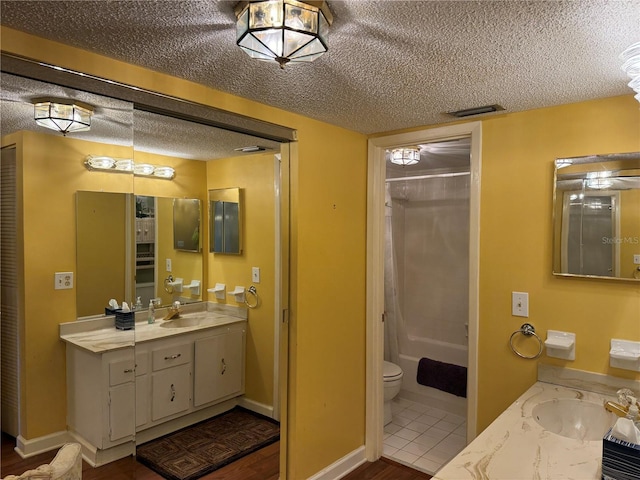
xmin=67 ymin=432 xmax=134 ymax=467
xmin=307 ymin=446 xmax=366 ymax=480
xmin=15 ymin=431 xmax=72 ymax=458
xmin=238 ymin=397 xmax=274 ymax=419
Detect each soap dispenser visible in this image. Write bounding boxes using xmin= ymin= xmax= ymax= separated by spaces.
xmin=148 ymin=299 xmax=155 ymax=324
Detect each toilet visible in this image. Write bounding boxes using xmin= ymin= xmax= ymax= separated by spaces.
xmin=383 ymin=361 xmax=403 ymax=426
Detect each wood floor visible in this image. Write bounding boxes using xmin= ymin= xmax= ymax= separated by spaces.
xmin=2 ymin=433 xmax=431 ymax=479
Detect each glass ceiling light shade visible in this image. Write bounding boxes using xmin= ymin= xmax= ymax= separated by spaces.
xmin=33 ymin=98 xmax=93 ymax=135
xmin=235 ymin=0 xmax=332 ymax=69
xmin=620 ymin=41 xmax=640 ymax=103
xmin=134 ymin=163 xmax=155 ymax=176
xmin=390 ymin=147 xmax=421 ymax=166
xmin=152 ymin=166 xmax=175 ymax=179
xmin=84 ymin=156 xmax=175 ymax=180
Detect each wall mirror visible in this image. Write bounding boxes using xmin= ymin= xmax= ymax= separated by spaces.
xmin=553 ymin=152 xmax=640 ymax=281
xmin=76 ymin=192 xmax=205 ymax=316
xmin=209 ymin=187 xmax=242 ymax=254
xmin=1 ymin=52 xmax=293 ymax=476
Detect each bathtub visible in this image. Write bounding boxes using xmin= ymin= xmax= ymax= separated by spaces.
xmin=397 ymin=336 xmax=468 ymax=417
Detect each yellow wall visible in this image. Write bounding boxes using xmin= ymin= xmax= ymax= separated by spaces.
xmin=2 ymin=27 xmax=368 ymax=478
xmin=620 ymin=189 xmax=640 ymax=278
xmin=76 ymin=192 xmax=127 ymax=317
xmin=477 ymin=95 xmax=640 ymax=431
xmin=206 ymin=152 xmax=276 ymax=408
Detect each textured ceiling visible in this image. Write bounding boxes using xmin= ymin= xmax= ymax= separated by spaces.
xmin=0 ymin=72 xmax=283 ymax=160
xmin=1 ymin=0 xmax=638 ymax=136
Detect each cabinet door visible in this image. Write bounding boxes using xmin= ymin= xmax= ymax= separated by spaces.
xmin=135 ymin=375 xmax=150 ymax=428
xmin=193 ymin=330 xmax=244 ymax=407
xmin=151 ymin=364 xmax=190 ymax=421
xmin=108 ymin=382 xmax=135 ymax=442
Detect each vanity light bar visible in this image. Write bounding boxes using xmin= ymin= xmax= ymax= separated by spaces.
xmin=85 ymin=155 xmax=175 ymax=179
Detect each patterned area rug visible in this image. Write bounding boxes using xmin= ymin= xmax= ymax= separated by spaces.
xmin=136 ymin=407 xmax=280 ymax=480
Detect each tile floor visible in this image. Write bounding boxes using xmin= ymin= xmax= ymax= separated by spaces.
xmin=383 ymin=397 xmax=466 ymax=475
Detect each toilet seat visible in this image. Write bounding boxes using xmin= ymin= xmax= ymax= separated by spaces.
xmin=383 ymin=361 xmax=403 ymax=381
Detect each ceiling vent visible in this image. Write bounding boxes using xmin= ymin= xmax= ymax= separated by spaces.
xmin=447 ymin=104 xmax=505 ymax=118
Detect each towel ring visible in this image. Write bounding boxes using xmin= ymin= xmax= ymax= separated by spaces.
xmin=509 ymin=323 xmax=543 ymax=359
xmin=245 ymin=285 xmax=259 ymax=309
xmin=164 ymin=275 xmax=174 ymax=294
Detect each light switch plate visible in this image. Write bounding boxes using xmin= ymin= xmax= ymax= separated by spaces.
xmin=634 ymin=254 xmax=640 ymax=265
xmin=252 ymin=266 xmax=260 ymax=283
xmin=55 ymin=272 xmax=74 ymax=290
xmin=512 ymin=292 xmax=529 ymax=317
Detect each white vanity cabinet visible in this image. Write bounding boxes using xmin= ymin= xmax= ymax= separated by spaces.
xmin=66 ymin=345 xmax=136 ymax=450
xmin=63 ymin=315 xmax=246 ymax=465
xmin=194 ymin=328 xmax=244 ymax=406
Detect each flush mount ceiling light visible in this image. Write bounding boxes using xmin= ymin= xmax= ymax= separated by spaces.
xmin=32 ymin=97 xmax=93 ymax=135
xmin=620 ymin=42 xmax=640 ymax=103
xmin=389 ymin=146 xmax=421 ymax=166
xmin=85 ymin=155 xmax=175 ymax=180
xmin=235 ymin=0 xmax=332 ymax=69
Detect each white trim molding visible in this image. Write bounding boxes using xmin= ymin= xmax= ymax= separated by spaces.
xmin=15 ymin=431 xmax=73 ymax=458
xmin=366 ymin=121 xmax=482 ymax=460
xmin=306 ymin=446 xmax=366 ymax=480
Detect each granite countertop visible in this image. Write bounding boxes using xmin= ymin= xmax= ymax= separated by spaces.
xmin=60 ymin=304 xmax=247 ymax=354
xmin=434 ymin=367 xmax=640 ymax=480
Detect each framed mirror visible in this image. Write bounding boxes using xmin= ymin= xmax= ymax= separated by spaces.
xmin=553 ymin=152 xmax=640 ymax=281
xmin=209 ymin=188 xmax=242 ymax=254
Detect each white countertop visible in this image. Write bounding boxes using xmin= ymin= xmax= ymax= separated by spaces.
xmin=434 ymin=367 xmax=640 ymax=480
xmin=60 ymin=304 xmax=247 ymax=354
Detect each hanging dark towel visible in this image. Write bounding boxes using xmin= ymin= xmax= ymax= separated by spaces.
xmin=417 ymin=357 xmax=467 ymax=398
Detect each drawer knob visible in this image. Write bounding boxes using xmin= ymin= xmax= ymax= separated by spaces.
xmin=123 ymin=368 xmax=134 ymax=374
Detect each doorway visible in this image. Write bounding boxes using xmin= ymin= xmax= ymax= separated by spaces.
xmin=366 ymin=122 xmax=482 ymax=475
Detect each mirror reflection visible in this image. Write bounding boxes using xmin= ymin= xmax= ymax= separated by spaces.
xmin=173 ymin=198 xmax=202 ymax=252
xmin=76 ymin=192 xmax=204 ymax=317
xmin=209 ymin=188 xmax=242 ymax=254
xmin=1 ymin=67 xmax=287 ymax=478
xmin=553 ymin=152 xmax=640 ymax=280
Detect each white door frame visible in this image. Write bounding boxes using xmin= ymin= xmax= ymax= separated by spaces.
xmin=365 ymin=122 xmax=482 ymax=460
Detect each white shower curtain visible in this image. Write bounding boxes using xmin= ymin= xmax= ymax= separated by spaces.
xmin=384 ymin=183 xmax=402 ymax=365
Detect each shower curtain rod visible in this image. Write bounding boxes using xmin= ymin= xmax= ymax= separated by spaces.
xmin=385 ymin=171 xmax=470 ymax=182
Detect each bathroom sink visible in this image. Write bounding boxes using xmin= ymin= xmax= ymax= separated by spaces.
xmin=158 ymin=315 xmax=219 ymax=329
xmin=532 ymin=398 xmax=616 ymax=441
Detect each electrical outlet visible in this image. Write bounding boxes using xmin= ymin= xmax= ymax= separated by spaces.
xmin=166 ymin=258 xmax=172 ymax=272
xmin=252 ymin=266 xmax=260 ymax=283
xmin=634 ymin=254 xmax=640 ymax=265
xmin=512 ymin=292 xmax=529 ymax=317
xmin=54 ymin=272 xmax=74 ymax=290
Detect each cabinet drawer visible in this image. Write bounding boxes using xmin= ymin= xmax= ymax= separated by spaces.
xmin=109 ymin=358 xmax=135 ymax=386
xmin=152 ymin=343 xmax=190 ymax=371
xmin=135 ymin=350 xmax=149 ymax=376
